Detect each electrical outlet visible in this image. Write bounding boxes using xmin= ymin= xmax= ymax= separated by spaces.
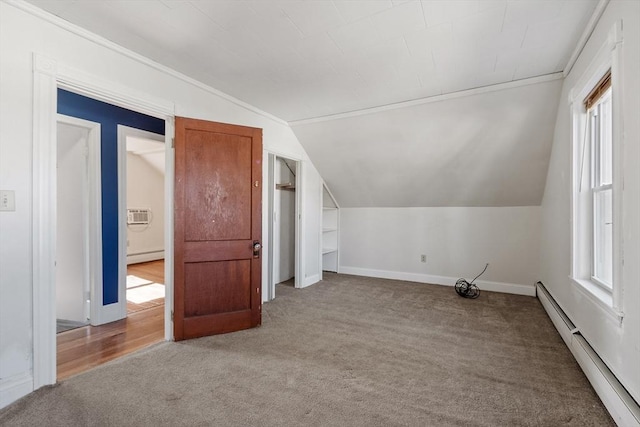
xmin=420 ymin=254 xmax=426 ymax=263
xmin=0 ymin=190 xmax=16 ymax=211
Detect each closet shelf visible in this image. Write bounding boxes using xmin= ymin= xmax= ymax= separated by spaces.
xmin=276 ymin=183 xmax=295 ymax=191
xmin=322 ymin=184 xmax=339 ymax=273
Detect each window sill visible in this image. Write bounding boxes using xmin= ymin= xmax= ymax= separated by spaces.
xmin=570 ymin=277 xmax=624 ymax=325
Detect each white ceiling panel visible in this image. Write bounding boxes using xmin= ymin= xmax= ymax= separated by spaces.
xmin=503 ymin=0 xmax=563 ymax=26
xmin=328 ymin=14 xmax=387 ymax=53
xmin=451 ymin=5 xmax=505 ymax=41
xmin=474 ymin=22 xmax=527 ymax=52
xmin=421 ymin=0 xmax=485 ymax=27
xmin=189 ymin=0 xmax=257 ymax=31
xmin=369 ymin=1 xmax=426 ymax=40
xmin=404 ymin=22 xmax=452 ymax=63
xmin=293 ymin=32 xmax=343 ymax=61
xmin=332 ymin=0 xmax=393 ymax=24
xmin=280 ymin=1 xmax=345 ymax=36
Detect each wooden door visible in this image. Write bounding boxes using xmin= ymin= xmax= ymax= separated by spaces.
xmin=174 ymin=117 xmax=262 ymax=340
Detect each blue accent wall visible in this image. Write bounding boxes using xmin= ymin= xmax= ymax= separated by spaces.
xmin=57 ymin=89 xmax=165 ymax=305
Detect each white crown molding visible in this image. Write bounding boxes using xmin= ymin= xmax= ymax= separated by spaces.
xmin=289 ymin=73 xmax=564 ymax=126
xmin=7 ymin=0 xmax=288 ymax=126
xmin=563 ymin=0 xmax=610 ymax=78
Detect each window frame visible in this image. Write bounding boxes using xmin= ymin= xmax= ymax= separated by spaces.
xmin=588 ymin=88 xmax=613 ymax=291
xmin=569 ymin=21 xmax=624 ymax=322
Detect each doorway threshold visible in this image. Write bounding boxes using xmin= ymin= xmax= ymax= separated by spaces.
xmin=56 ymin=305 xmax=163 ymax=381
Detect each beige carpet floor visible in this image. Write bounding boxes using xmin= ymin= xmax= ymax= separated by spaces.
xmin=0 ymin=273 xmax=613 ymax=426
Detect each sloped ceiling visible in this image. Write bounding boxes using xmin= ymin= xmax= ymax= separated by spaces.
xmin=126 ymin=136 xmax=165 ymax=176
xmin=292 ymin=78 xmax=562 ymax=207
xmin=24 ymin=0 xmax=599 ymax=207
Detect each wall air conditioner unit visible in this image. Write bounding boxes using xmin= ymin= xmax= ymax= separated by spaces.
xmin=127 ymin=208 xmax=151 ymax=225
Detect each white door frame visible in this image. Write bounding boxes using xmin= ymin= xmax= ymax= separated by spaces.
xmin=32 ymin=54 xmax=175 ymax=388
xmin=265 ymin=151 xmax=303 ymax=300
xmin=56 ymin=114 xmax=103 ymax=325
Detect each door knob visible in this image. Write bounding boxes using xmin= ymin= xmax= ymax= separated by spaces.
xmin=253 ymin=241 xmax=261 ymax=257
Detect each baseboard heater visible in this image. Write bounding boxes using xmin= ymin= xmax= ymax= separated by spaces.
xmin=536 ymin=282 xmax=640 ymax=427
xmin=126 ymin=250 xmax=164 ymax=265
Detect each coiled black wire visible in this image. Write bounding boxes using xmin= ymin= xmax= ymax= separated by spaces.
xmin=455 ymin=263 xmax=488 ymax=299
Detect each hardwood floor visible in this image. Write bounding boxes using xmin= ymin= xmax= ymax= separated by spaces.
xmin=127 ymin=260 xmax=165 ymax=314
xmin=127 ymin=260 xmax=164 ymax=284
xmin=57 ymin=260 xmax=165 ymax=381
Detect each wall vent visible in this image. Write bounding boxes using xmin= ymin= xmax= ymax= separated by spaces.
xmin=127 ymin=208 xmax=151 ymax=225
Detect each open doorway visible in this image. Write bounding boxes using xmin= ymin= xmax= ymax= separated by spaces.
xmin=120 ymin=126 xmax=166 ymax=316
xmin=267 ymin=154 xmax=301 ymax=300
xmin=32 ymin=58 xmax=176 ymax=390
xmin=54 ymin=91 xmax=168 ymax=380
xmin=55 ymin=116 xmax=100 ymax=334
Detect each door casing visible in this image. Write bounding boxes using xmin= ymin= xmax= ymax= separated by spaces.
xmin=266 ymin=152 xmax=303 ymax=301
xmin=32 ymin=54 xmax=175 ymax=389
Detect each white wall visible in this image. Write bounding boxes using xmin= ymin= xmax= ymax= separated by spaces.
xmin=0 ymin=1 xmax=323 ymax=408
xmin=274 ymin=158 xmax=295 ymax=284
xmin=56 ymin=123 xmax=88 ymax=323
xmin=126 ymin=151 xmax=164 ymax=263
xmin=302 ymin=161 xmax=323 ymax=287
xmin=340 ymin=207 xmax=540 ymax=295
xmin=292 ymin=78 xmax=562 ymax=208
xmin=539 ymin=0 xmax=640 ymax=403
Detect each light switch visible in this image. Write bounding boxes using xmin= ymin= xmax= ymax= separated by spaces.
xmin=0 ymin=190 xmax=16 ymax=211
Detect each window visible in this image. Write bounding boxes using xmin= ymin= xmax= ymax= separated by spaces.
xmin=586 ymin=75 xmax=612 ymax=290
xmin=570 ymin=21 xmax=623 ymax=320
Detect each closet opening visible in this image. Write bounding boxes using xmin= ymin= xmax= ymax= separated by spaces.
xmin=267 ymin=154 xmax=301 ymax=300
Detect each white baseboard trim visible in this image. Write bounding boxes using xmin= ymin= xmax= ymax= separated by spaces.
xmin=302 ymin=274 xmax=321 ymax=288
xmin=127 ymin=250 xmax=164 ymax=265
xmin=0 ymin=372 xmax=33 ymax=409
xmin=537 ymin=283 xmax=640 ymax=427
xmin=339 ymin=266 xmax=536 ymax=296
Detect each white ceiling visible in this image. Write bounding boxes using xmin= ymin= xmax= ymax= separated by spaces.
xmin=27 ymin=0 xmax=596 ymax=122
xmin=26 ymin=0 xmax=599 ymax=207
xmin=126 ymin=136 xmax=165 ymax=176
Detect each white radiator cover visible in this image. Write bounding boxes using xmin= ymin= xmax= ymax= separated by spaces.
xmin=537 ymin=283 xmax=640 ymax=427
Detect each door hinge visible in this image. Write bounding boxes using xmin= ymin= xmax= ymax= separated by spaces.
xmin=171 ymin=310 xmax=174 ymax=321
xmin=171 ymin=138 xmax=175 ymax=148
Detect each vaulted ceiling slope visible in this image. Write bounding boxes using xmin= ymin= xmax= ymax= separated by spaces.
xmin=26 ymin=0 xmax=597 ymax=207
xmin=127 ymin=137 xmax=166 ymax=176
xmin=293 ymin=78 xmax=562 ymax=207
